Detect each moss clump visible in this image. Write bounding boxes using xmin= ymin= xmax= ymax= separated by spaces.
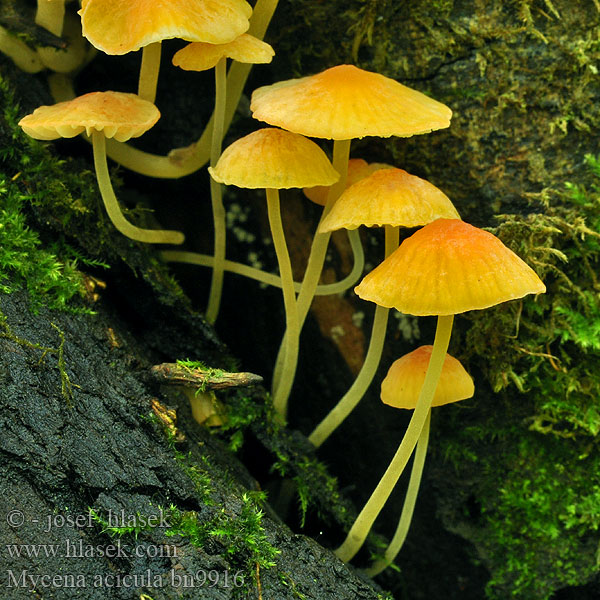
xmin=436 ymin=154 xmax=600 ymax=598
xmin=466 ymin=153 xmax=600 ymax=440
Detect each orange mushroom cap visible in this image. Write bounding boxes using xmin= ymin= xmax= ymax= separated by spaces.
xmin=173 ymin=34 xmax=274 ymax=72
xmin=318 ymin=167 xmax=460 ymax=231
xmin=381 ymin=345 xmax=474 ymax=409
xmin=303 ymin=158 xmax=392 ymax=206
xmin=79 ymin=0 xmax=252 ymax=55
xmin=18 ymin=91 xmax=160 ymax=142
xmin=355 ymin=218 xmax=546 ymax=316
xmin=251 ymin=64 xmax=452 ymax=140
xmin=208 ymin=128 xmax=340 ymax=189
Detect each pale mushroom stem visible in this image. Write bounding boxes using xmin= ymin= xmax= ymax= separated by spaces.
xmin=205 ymin=57 xmax=228 ymax=325
xmin=308 ymin=225 xmax=399 ymax=448
xmin=265 ymin=188 xmax=299 ymax=420
xmin=334 ymin=314 xmax=454 ymax=562
xmin=49 ymin=0 xmax=279 ymax=179
xmin=92 ymin=131 xmax=185 ymax=245
xmin=0 ymin=26 xmax=45 ymax=73
xmin=35 ymin=0 xmax=65 ymax=36
xmin=364 ymin=410 xmax=431 ymax=576
xmin=161 ymin=227 xmax=363 ymax=294
xmin=138 ymin=42 xmax=162 ymax=103
xmin=271 ymin=139 xmax=351 ymax=398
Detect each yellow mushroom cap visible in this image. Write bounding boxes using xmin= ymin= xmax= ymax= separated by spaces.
xmin=251 ymin=64 xmax=452 ymax=140
xmin=18 ymin=91 xmax=160 ymax=142
xmin=208 ymin=128 xmax=340 ymax=189
xmin=79 ymin=0 xmax=252 ymax=55
xmin=172 ymin=34 xmax=274 ymax=72
xmin=381 ymin=345 xmax=474 ymax=409
xmin=318 ymin=167 xmax=460 ymax=232
xmin=303 ymin=158 xmax=392 ymax=206
xmin=355 ymin=218 xmax=546 ymax=316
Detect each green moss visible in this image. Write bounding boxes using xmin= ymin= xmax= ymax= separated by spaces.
xmin=436 ymin=154 xmax=600 ymax=598
xmin=466 ymin=153 xmax=600 ymax=440
xmin=165 ymin=491 xmax=280 ymax=572
xmin=0 ymin=308 xmax=74 ymax=403
xmin=0 ymin=71 xmax=110 ymax=311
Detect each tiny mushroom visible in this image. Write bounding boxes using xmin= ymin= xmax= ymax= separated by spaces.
xmin=364 ymin=346 xmax=474 ymax=576
xmin=19 ymin=91 xmax=184 ymax=245
xmin=209 ymin=127 xmax=339 ymax=419
xmin=172 ymin=34 xmax=274 ymax=324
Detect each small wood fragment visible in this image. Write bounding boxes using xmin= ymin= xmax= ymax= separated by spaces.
xmin=150 ymin=362 xmax=263 ymax=390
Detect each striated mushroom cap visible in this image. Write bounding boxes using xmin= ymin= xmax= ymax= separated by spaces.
xmin=79 ymin=0 xmax=252 ymax=54
xmin=18 ymin=91 xmax=160 ymax=142
xmin=319 ymin=167 xmax=460 ymax=231
xmin=355 ymin=218 xmax=546 ymax=316
xmin=251 ymin=64 xmax=452 ymax=140
xmin=381 ymin=345 xmax=474 ymax=409
xmin=303 ymin=158 xmax=392 ymax=207
xmin=209 ymin=128 xmax=339 ymax=190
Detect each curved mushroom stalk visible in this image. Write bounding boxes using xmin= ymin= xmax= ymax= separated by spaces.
xmin=364 ymin=411 xmax=431 ymax=577
xmin=160 ymin=228 xmax=363 ymax=295
xmin=334 ymin=314 xmax=454 ymax=562
xmin=308 ymin=225 xmax=399 ymax=448
xmin=92 ymin=132 xmax=185 ymax=245
xmin=271 ymin=139 xmax=351 ymax=395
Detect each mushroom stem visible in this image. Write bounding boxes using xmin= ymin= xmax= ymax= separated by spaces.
xmin=160 ymin=227 xmax=362 ymax=294
xmin=308 ymin=225 xmax=399 ymax=448
xmin=138 ymin=42 xmax=162 ymax=103
xmin=0 ymin=26 xmax=45 ymax=73
xmin=364 ymin=410 xmax=431 ymax=576
xmin=49 ymin=0 xmax=279 ymax=179
xmin=205 ymin=56 xmax=228 ymax=325
xmin=92 ymin=131 xmax=185 ymax=245
xmin=334 ymin=313 xmax=454 ymax=562
xmin=271 ymin=139 xmax=351 ymax=399
xmin=265 ymin=188 xmax=300 ymax=420
xmin=181 ymin=388 xmax=225 ymax=427
xmin=35 ymin=0 xmax=65 ymax=36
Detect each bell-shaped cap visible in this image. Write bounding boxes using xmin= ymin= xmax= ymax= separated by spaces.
xmin=173 ymin=34 xmax=274 ymax=72
xmin=303 ymin=158 xmax=392 ymax=206
xmin=251 ymin=64 xmax=452 ymax=140
xmin=208 ymin=128 xmax=340 ymax=189
xmin=79 ymin=0 xmax=252 ymax=55
xmin=319 ymin=167 xmax=460 ymax=232
xmin=18 ymin=91 xmax=160 ymax=142
xmin=381 ymin=346 xmax=474 ymax=409
xmin=355 ymin=218 xmax=546 ymax=316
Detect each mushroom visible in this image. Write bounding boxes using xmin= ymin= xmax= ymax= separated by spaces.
xmin=334 ymin=218 xmax=545 ymax=562
xmin=364 ymin=346 xmax=474 ymax=576
xmin=172 ymin=34 xmax=274 ymax=324
xmin=309 ymin=168 xmax=460 ymax=448
xmin=250 ymin=64 xmax=452 ymax=409
xmin=78 ymin=0 xmax=252 ymax=102
xmin=209 ymin=127 xmax=339 ymax=418
xmin=18 ymin=91 xmax=184 ymax=245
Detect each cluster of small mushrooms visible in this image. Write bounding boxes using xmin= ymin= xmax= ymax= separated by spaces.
xmin=14 ymin=0 xmax=545 ymax=577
